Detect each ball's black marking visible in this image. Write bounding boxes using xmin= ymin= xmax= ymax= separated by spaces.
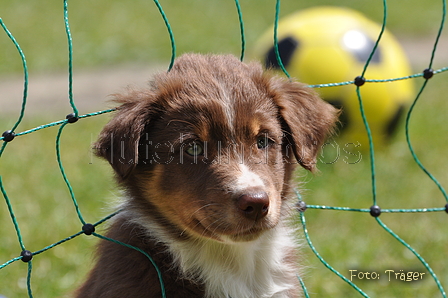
xmin=265 ymin=36 xmax=299 ymax=70
xmin=385 ymin=104 xmax=405 ymax=137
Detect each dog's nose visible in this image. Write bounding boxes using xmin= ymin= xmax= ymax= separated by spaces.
xmin=236 ymin=191 xmax=270 ymax=221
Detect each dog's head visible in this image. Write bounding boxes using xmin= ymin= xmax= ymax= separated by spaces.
xmin=95 ymin=54 xmax=337 ymax=243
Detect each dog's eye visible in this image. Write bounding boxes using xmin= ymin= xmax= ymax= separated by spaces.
xmin=256 ymin=135 xmax=271 ymax=149
xmin=185 ymin=142 xmax=204 ymax=156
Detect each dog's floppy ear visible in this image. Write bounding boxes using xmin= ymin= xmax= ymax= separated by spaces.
xmin=94 ymin=89 xmax=157 ymax=181
xmin=272 ymin=79 xmax=339 ymax=172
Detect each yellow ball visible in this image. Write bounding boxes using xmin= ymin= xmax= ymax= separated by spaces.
xmin=253 ymin=6 xmax=414 ymax=147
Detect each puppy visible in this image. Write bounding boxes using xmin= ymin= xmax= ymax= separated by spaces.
xmin=75 ymin=54 xmax=337 ymax=298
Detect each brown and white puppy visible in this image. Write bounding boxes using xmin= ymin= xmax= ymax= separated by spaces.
xmin=75 ymin=54 xmax=337 ymax=298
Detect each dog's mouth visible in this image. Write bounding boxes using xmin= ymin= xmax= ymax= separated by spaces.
xmin=187 ymin=216 xmax=276 ymax=243
xmin=226 ymin=226 xmax=267 ymax=242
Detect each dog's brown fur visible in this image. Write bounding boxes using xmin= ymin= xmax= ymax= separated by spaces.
xmin=75 ymin=54 xmax=337 ymax=298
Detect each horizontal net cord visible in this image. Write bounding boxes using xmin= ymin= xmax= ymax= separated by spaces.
xmin=0 ymin=109 xmax=116 ymax=141
xmin=309 ymin=66 xmax=448 ymax=88
xmin=0 ymin=209 xmax=122 ymax=270
xmin=306 ymin=205 xmax=447 ymax=213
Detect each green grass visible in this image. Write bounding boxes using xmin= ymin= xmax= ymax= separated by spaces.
xmin=0 ymin=0 xmax=447 ymax=297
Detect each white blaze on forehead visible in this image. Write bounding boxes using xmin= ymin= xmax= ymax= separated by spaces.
xmin=223 ymin=99 xmax=233 ymax=122
xmin=234 ymin=164 xmax=265 ymax=191
xmin=221 ymin=91 xmax=235 ymax=135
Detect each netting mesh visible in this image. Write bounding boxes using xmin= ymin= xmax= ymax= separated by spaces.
xmin=1 ymin=0 xmax=447 ymax=297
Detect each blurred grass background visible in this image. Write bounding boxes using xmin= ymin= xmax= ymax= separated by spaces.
xmin=0 ymin=0 xmax=447 ymax=297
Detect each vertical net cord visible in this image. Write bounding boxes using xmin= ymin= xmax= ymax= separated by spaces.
xmin=0 ymin=19 xmax=28 ymax=158
xmin=294 ymin=190 xmax=310 ymax=298
xmin=299 ymin=211 xmax=370 ymax=298
xmin=428 ymin=0 xmax=446 ymax=70
xmin=360 ymin=3 xmax=446 ymax=296
xmin=152 ymin=0 xmax=176 ymax=71
xmin=404 ymin=0 xmax=448 ymax=203
xmin=0 ymin=177 xmax=34 ymax=297
xmin=0 ymin=19 xmax=28 ymax=133
xmin=360 ymin=0 xmax=387 ymax=77
xmin=356 ymin=0 xmax=388 ymax=206
xmin=375 ymin=217 xmax=446 ymax=297
xmin=234 ymin=0 xmax=245 ymax=61
xmin=0 ymin=176 xmax=26 ymax=251
xmin=26 ymin=262 xmax=33 ymax=298
xmin=355 ymin=85 xmax=377 ymax=205
xmin=63 ymin=0 xmax=79 ymax=117
xmin=273 ymin=0 xmax=290 ymax=78
xmin=405 ymin=80 xmax=448 ymax=202
xmin=296 ymin=274 xmax=310 ymax=298
xmin=56 ymin=123 xmax=86 ymax=225
xmin=0 ymin=142 xmax=6 ymax=159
